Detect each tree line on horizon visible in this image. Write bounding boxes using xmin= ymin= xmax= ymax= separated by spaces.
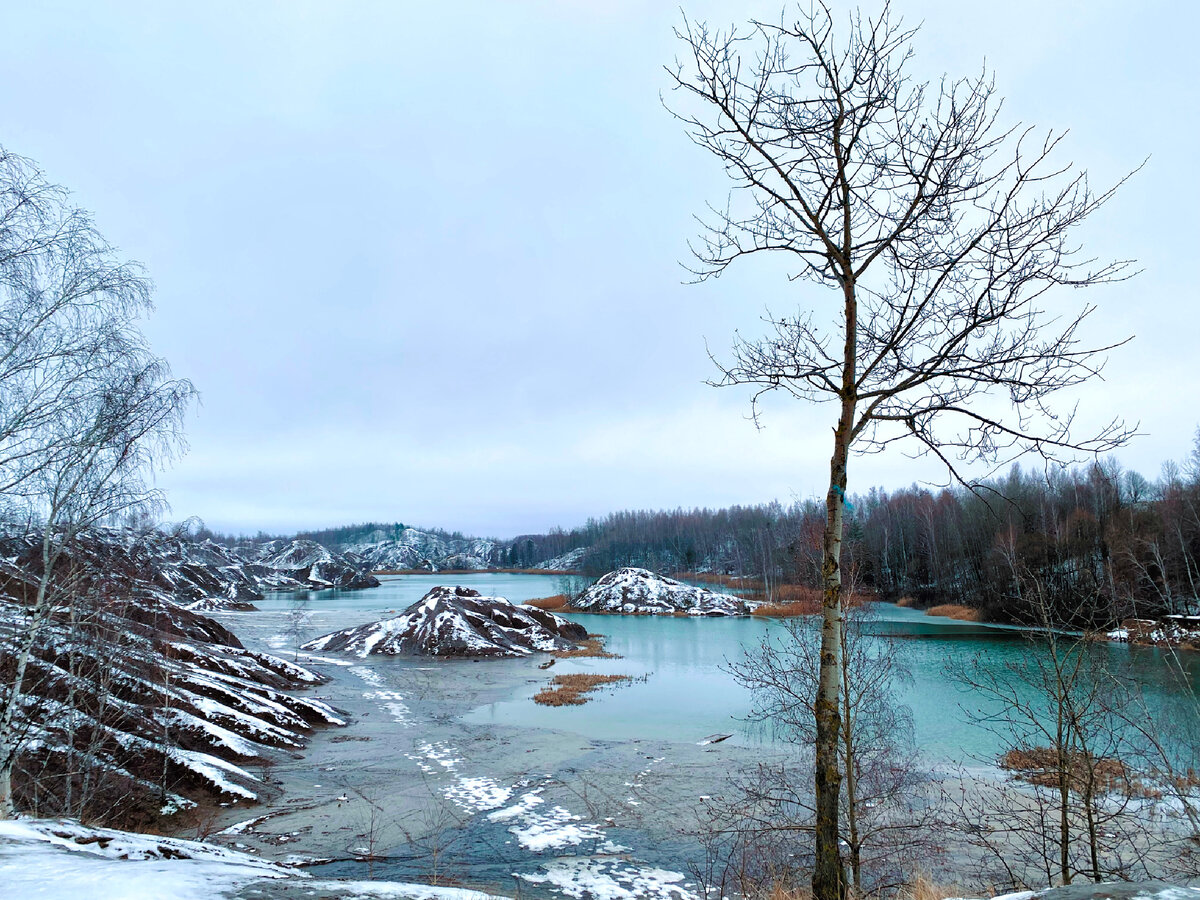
xmin=505 ymin=438 xmax=1200 ymax=628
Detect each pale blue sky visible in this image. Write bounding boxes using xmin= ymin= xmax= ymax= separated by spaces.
xmin=1 ymin=1 xmax=1195 ymax=537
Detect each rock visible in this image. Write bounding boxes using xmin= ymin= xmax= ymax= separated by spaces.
xmin=574 ymin=568 xmax=751 ymax=616
xmin=303 ymin=585 xmax=588 ymax=658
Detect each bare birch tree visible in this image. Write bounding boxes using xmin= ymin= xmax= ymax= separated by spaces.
xmin=667 ymin=5 xmax=1136 ymax=897
xmin=0 ymin=146 xmax=194 ymax=816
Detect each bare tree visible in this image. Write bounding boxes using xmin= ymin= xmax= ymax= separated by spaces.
xmin=725 ymin=602 xmax=941 ymax=896
xmin=0 ymin=147 xmax=194 ymax=817
xmin=667 ymin=5 xmax=1136 ymax=896
xmin=950 ymin=575 xmax=1158 ymax=888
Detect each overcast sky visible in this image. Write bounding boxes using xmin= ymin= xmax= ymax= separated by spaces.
xmin=2 ymin=0 xmax=1196 ymax=538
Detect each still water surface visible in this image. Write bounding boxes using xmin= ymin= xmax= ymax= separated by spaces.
xmin=261 ymin=574 xmax=1200 ymax=767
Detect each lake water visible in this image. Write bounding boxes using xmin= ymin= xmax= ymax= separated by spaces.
xmin=261 ymin=574 xmax=1200 ymax=769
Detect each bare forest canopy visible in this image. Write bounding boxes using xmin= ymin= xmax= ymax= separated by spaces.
xmin=201 ymin=436 xmax=1200 ymax=630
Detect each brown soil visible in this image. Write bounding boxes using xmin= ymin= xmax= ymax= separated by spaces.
xmin=533 ymin=673 xmax=630 ymax=706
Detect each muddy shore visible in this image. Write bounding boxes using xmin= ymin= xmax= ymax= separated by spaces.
xmin=197 ymin=606 xmax=780 ymax=899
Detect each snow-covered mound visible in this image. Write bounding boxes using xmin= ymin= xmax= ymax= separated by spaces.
xmin=0 ymin=529 xmax=344 ymax=825
xmin=303 ymin=585 xmax=587 ymax=658
xmin=574 ymin=567 xmax=752 ymax=616
xmin=345 ymin=528 xmax=499 ymax=571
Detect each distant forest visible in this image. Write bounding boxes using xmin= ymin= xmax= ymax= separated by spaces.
xmin=507 ymin=435 xmax=1200 ymax=627
xmin=200 ymin=435 xmax=1200 ymax=629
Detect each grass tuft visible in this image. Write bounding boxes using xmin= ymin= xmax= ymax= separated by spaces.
xmin=533 ymin=673 xmax=630 ymax=706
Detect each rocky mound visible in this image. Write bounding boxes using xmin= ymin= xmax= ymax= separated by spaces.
xmin=248 ymin=539 xmax=380 ymax=591
xmin=574 ymin=567 xmax=751 ymax=616
xmin=0 ymin=529 xmax=344 ymax=827
xmin=345 ymin=529 xmax=499 ymax=571
xmin=303 ymin=585 xmax=587 ymax=658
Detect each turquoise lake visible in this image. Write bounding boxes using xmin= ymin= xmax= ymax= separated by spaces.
xmin=260 ymin=574 xmax=1200 ymax=769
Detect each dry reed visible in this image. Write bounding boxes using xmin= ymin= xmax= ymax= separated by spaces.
xmin=533 ymin=673 xmax=630 ymax=706
xmin=553 ymin=635 xmax=619 ymax=659
xmin=925 ymin=603 xmax=980 ymax=621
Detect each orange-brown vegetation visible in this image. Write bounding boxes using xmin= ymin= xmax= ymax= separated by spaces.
xmin=896 ymin=872 xmax=959 ymax=900
xmin=750 ymin=585 xmax=874 ymax=617
xmin=674 ymin=571 xmax=764 ymax=592
xmin=925 ymin=603 xmax=980 ymax=621
xmin=553 ymin=635 xmax=619 ymax=659
xmin=999 ymin=746 xmax=1158 ymax=797
xmin=754 ymin=873 xmax=957 ymax=900
xmin=525 ymin=594 xmax=569 ymax=611
xmin=896 ymin=596 xmax=916 ymax=608
xmin=533 ymin=673 xmax=630 ymax=706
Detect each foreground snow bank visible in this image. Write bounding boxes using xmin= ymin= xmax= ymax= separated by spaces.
xmin=949 ymin=883 xmax=1200 ymax=900
xmin=0 ymin=818 xmax=289 ymax=900
xmin=0 ymin=819 xmax=509 ymax=900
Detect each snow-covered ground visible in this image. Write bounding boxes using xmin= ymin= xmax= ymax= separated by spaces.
xmin=0 ymin=819 xmax=509 ymax=900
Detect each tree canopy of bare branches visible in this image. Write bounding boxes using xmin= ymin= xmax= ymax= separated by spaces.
xmin=667 ymin=4 xmax=1137 ymax=898
xmin=0 ymin=146 xmax=195 ymax=816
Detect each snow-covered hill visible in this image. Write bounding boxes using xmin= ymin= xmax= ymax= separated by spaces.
xmin=304 ymin=585 xmax=587 ymax=657
xmin=0 ymin=529 xmax=345 ymax=825
xmin=534 ymin=547 xmax=588 ymax=570
xmin=122 ymin=534 xmax=380 ymax=611
xmin=574 ymin=567 xmax=752 ymax=616
xmin=344 ymin=529 xmax=500 ymax=571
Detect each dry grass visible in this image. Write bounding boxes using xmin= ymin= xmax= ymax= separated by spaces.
xmin=897 ymin=872 xmax=959 ymax=900
xmin=752 ymin=598 xmax=823 ymax=617
xmin=553 ymin=635 xmax=620 ymax=659
xmin=533 ymin=673 xmax=630 ymax=706
xmin=674 ymin=571 xmax=765 ymax=592
xmin=999 ymin=746 xmax=1158 ymax=796
xmin=757 ymin=882 xmax=811 ymax=900
xmin=747 ymin=870 xmax=956 ymax=900
xmin=750 ymin=586 xmax=874 ymax=617
xmin=896 ymin=595 xmax=917 ymax=608
xmin=525 ymin=594 xmax=569 ymax=611
xmin=925 ymin=603 xmax=980 ymax=621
